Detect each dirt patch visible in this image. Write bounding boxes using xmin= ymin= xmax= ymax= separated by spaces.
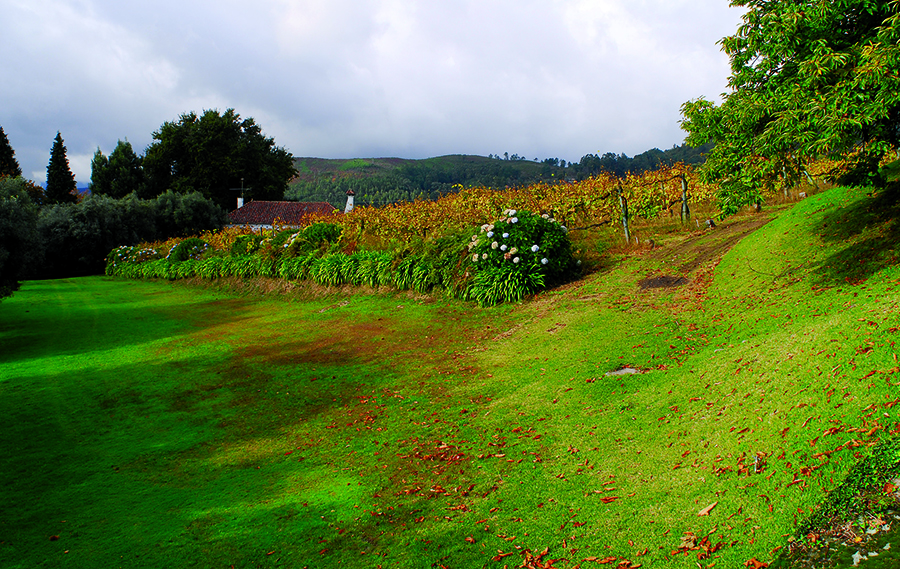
xmin=651 ymin=213 xmax=774 ymax=274
xmin=638 ymin=275 xmax=687 ymax=290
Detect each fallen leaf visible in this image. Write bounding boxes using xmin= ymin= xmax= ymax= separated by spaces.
xmin=698 ymin=501 xmax=718 ymax=516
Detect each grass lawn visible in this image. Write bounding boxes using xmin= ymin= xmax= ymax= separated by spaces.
xmin=2 ymin=184 xmax=899 ymax=568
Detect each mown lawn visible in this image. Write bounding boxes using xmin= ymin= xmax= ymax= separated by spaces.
xmin=2 ymin=184 xmax=899 ymax=568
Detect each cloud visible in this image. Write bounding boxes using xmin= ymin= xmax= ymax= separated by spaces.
xmin=0 ymin=0 xmax=744 ymax=183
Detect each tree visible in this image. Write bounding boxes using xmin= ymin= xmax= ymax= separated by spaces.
xmin=0 ymin=125 xmax=22 ymax=178
xmin=681 ymin=1 xmax=900 ymax=212
xmin=90 ymin=147 xmax=111 ymax=195
xmin=46 ymin=132 xmax=78 ymax=204
xmin=142 ymin=108 xmax=297 ymax=210
xmin=0 ymin=177 xmax=40 ymax=299
xmin=91 ymin=140 xmax=144 ymax=198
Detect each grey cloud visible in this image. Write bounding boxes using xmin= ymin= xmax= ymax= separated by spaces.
xmin=0 ymin=0 xmax=743 ymax=184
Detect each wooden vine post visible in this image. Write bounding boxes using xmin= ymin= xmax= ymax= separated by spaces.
xmin=680 ymin=174 xmax=690 ymax=224
xmin=617 ymin=182 xmax=630 ymax=243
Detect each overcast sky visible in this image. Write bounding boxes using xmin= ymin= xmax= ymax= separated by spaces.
xmin=1 ymin=0 xmax=745 ymax=185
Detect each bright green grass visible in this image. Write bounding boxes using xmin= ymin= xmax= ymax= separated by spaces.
xmin=2 ymin=185 xmax=899 ymax=568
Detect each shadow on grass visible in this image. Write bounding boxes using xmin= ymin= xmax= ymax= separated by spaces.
xmin=0 ymin=280 xmax=254 ymax=366
xmin=812 ymin=184 xmax=900 ymax=285
xmin=0 ymin=347 xmax=400 ymax=568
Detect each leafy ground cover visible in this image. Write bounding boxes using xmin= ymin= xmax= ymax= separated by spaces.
xmin=2 ymin=184 xmax=899 ymax=568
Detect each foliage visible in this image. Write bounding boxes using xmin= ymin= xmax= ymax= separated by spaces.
xmin=282 ymin=222 xmax=343 ymax=257
xmin=166 ymin=237 xmax=210 ymax=263
xmin=0 ymin=125 xmax=22 ymax=178
xmin=104 ymin=160 xmax=753 ymax=304
xmin=36 ymin=192 xmax=224 ymax=278
xmin=230 ymin=234 xmax=265 ymax=256
xmin=0 ymin=177 xmax=40 ymax=299
xmin=45 ymin=132 xmax=78 ymax=204
xmin=91 ymin=140 xmax=145 ymax=198
xmin=681 ymin=0 xmax=900 ymax=208
xmin=152 ymin=190 xmax=227 ymax=238
xmin=464 ymin=209 xmax=576 ymax=306
xmin=142 ymin=108 xmax=297 ymax=209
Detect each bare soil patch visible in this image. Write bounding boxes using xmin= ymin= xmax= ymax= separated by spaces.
xmin=638 ymin=275 xmax=687 ymax=290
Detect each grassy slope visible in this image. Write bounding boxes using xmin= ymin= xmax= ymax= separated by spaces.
xmin=1 ymin=184 xmax=899 ymax=568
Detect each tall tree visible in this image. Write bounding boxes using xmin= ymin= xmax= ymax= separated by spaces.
xmin=142 ymin=108 xmax=297 ymax=210
xmin=92 ymin=140 xmax=144 ymax=198
xmin=90 ymin=147 xmax=111 ymax=195
xmin=46 ymin=132 xmax=78 ymax=204
xmin=681 ymin=1 xmax=900 ymax=212
xmin=0 ymin=125 xmax=22 ymax=178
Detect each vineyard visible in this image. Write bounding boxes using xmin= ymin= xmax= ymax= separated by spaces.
xmin=106 ymin=161 xmax=826 ymax=305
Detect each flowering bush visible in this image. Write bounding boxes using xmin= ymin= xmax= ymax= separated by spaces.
xmin=167 ymin=238 xmax=210 ymax=263
xmin=464 ymin=209 xmax=579 ymax=306
xmin=105 ymin=245 xmax=165 ymax=275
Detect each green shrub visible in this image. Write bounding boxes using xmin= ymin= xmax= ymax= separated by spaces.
xmin=167 ymin=238 xmax=209 ymax=262
xmin=464 ymin=209 xmax=579 ymax=306
xmin=311 ymin=254 xmax=346 ymax=286
xmin=352 ymin=251 xmax=392 ymax=287
xmin=466 ymin=264 xmax=545 ymax=307
xmin=230 ymin=234 xmax=265 ymax=255
xmin=282 ymin=223 xmax=343 ymax=257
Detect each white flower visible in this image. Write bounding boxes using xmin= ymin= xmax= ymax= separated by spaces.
xmin=482 ymin=253 xmax=488 ymax=260
xmin=487 ymin=231 xmax=494 ymax=238
xmin=509 ymin=209 xmax=517 ymax=216
xmin=542 ymin=213 xmax=549 ymax=219
xmin=509 ymin=247 xmax=518 ymax=255
xmin=472 ymin=235 xmax=478 ymax=241
xmin=481 ymin=224 xmax=489 ymax=232
xmin=513 ymin=257 xmax=520 ymax=264
xmin=577 ymin=260 xmax=582 ymax=266
xmin=491 ymin=242 xmax=499 ymax=249
xmin=541 ymin=258 xmax=549 ymax=265
xmin=531 ymin=244 xmax=540 ymax=252
xmin=511 ymin=217 xmax=519 ymax=224
xmin=502 ymin=232 xmax=509 ymax=239
xmin=473 ymin=254 xmax=479 ymax=262
xmin=500 ymin=244 xmax=508 ymax=252
xmin=561 ymin=226 xmax=568 ymax=233
xmin=487 ymin=224 xmax=494 ymax=231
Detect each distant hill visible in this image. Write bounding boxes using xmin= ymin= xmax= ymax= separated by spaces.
xmin=286 ymin=144 xmax=712 ymax=209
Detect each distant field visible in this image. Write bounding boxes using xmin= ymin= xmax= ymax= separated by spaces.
xmin=2 ymin=185 xmax=899 ymax=568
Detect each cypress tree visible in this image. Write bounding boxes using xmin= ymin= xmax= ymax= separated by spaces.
xmin=0 ymin=125 xmax=22 ymax=178
xmin=46 ymin=132 xmax=77 ymax=204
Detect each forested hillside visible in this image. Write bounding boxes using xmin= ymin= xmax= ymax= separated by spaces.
xmin=285 ymin=143 xmax=712 ymax=208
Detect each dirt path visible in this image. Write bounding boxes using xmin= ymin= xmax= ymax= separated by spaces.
xmin=639 ymin=212 xmax=775 ymax=290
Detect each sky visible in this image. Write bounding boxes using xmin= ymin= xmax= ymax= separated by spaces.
xmin=0 ymin=0 xmax=746 ymax=185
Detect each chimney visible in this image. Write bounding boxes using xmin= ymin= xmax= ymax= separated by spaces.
xmin=237 ymin=196 xmax=244 ymax=209
xmin=344 ymin=189 xmax=355 ymax=213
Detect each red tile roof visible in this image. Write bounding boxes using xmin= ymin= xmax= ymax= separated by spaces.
xmin=228 ymin=201 xmax=337 ymax=226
